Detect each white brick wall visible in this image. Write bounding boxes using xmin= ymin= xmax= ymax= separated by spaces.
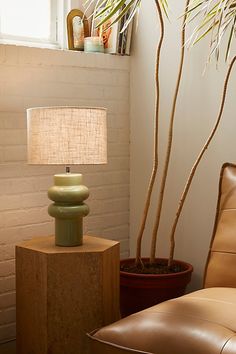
xmin=0 ymin=44 xmax=130 ymax=343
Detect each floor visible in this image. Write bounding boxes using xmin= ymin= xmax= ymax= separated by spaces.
xmin=0 ymin=340 xmax=16 ymax=354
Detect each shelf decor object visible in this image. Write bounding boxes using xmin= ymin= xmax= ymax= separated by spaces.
xmin=67 ymin=9 xmax=90 ymax=50
xmin=84 ymin=36 xmax=104 ymax=53
xmin=27 ymin=106 xmax=107 ymax=246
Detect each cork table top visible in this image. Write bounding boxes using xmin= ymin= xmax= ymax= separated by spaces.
xmin=16 ymin=235 xmax=119 ymax=254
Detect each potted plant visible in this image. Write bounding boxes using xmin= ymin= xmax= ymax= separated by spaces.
xmin=89 ymin=0 xmax=236 ymax=317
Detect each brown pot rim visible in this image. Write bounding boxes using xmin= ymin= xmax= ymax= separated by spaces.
xmin=120 ymin=257 xmax=193 ymax=279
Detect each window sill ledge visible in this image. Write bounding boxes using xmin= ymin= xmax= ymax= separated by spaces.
xmin=0 ymin=43 xmax=130 ymax=71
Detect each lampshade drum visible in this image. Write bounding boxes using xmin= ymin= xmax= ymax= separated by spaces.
xmin=27 ymin=106 xmax=107 ymax=165
xmin=26 ymin=106 xmax=107 ymax=246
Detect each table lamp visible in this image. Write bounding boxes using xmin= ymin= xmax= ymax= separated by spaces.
xmin=27 ymin=106 xmax=107 ymax=247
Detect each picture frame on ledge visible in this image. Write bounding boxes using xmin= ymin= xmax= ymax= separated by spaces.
xmin=96 ymin=19 xmax=117 ymax=54
xmin=67 ymin=9 xmax=90 ymax=51
xmin=95 ymin=8 xmax=133 ymax=55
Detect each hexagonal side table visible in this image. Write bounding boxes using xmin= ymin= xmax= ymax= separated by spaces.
xmin=16 ymin=235 xmax=120 ymax=354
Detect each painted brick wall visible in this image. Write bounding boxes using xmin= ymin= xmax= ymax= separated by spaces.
xmin=0 ymin=44 xmax=130 ymax=343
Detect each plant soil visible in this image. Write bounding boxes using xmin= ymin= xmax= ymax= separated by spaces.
xmin=120 ymin=259 xmax=185 ymax=275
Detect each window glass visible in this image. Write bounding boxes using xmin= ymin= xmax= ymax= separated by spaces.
xmin=0 ymin=0 xmax=51 ymax=39
xmin=0 ymin=0 xmax=61 ymax=46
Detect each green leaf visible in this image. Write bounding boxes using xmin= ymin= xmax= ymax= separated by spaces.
xmin=95 ymin=0 xmax=137 ymax=28
xmin=186 ymin=0 xmax=236 ymax=62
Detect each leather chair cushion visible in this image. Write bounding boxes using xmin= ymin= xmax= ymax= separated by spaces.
xmin=89 ymin=287 xmax=236 ymax=354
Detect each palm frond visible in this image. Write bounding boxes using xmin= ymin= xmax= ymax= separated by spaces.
xmin=186 ymin=0 xmax=236 ymax=61
xmin=225 ymin=15 xmax=236 ymax=59
xmin=87 ymin=0 xmax=169 ymax=32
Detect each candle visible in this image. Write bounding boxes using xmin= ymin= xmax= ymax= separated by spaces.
xmin=84 ymin=37 xmax=104 ymax=53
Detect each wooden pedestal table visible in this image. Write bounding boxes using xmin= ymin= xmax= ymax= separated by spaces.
xmin=16 ymin=235 xmax=120 ymax=354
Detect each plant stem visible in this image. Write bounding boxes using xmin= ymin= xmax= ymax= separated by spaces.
xmin=135 ymin=0 xmax=164 ymax=265
xmin=150 ymin=0 xmax=190 ymax=264
xmin=168 ymin=55 xmax=236 ymax=267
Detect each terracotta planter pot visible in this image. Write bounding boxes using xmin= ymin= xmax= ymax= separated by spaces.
xmin=120 ymin=258 xmax=193 ymax=317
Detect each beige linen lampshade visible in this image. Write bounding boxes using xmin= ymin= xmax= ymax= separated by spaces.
xmin=27 ymin=106 xmax=107 ymax=165
xmin=26 ymin=106 xmax=107 ymax=247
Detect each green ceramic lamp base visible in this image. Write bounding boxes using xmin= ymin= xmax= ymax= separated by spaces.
xmin=48 ymin=173 xmax=89 ymax=246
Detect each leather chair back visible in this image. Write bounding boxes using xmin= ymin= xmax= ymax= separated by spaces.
xmin=204 ymin=163 xmax=236 ymax=288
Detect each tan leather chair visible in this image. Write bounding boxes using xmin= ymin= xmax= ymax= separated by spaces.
xmin=88 ymin=163 xmax=236 ymax=354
